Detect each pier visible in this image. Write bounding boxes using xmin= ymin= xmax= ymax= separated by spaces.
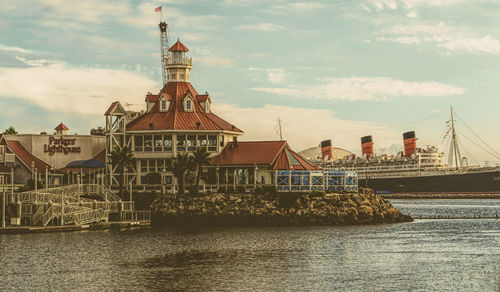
xmin=1 ymin=184 xmax=150 ymax=233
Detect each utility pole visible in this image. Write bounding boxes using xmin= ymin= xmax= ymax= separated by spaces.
xmin=278 ymin=118 xmax=283 ymax=140
xmin=450 ymin=106 xmax=459 ymax=170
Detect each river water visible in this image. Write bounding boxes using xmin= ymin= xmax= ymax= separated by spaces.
xmin=0 ymin=199 xmax=499 ymax=291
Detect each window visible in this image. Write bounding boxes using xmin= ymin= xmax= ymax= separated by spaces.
xmin=176 ymin=135 xmax=186 ymax=151
xmin=164 ymin=175 xmax=173 ymax=185
xmin=141 ymin=160 xmax=147 ymax=173
xmin=149 ymin=160 xmax=156 ymax=172
xmin=187 ymin=135 xmax=196 ymax=151
xmin=186 ymin=99 xmax=192 ymax=111
xmin=205 ymin=102 xmax=210 ymax=112
xmin=154 ymin=135 xmax=163 ymax=151
xmin=0 ymin=146 xmax=3 ymax=155
xmin=164 ymin=135 xmax=172 ymax=151
xmin=198 ymin=134 xmax=207 ymax=147
xmin=144 ymin=135 xmax=152 ymax=152
xmin=157 ymin=159 xmax=164 ymax=172
xmin=161 ymin=99 xmax=167 ymax=111
xmin=208 ymin=135 xmax=217 ymax=152
xmin=134 ymin=135 xmax=143 ymax=152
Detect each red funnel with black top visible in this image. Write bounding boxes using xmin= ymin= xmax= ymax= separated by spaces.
xmin=361 ymin=135 xmax=374 ymax=158
xmin=403 ymin=131 xmax=417 ymax=158
xmin=321 ymin=140 xmax=333 ymax=160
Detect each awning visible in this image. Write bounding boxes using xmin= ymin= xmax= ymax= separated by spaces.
xmin=65 ymin=158 xmax=106 ymax=169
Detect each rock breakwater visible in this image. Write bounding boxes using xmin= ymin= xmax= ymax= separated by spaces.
xmin=151 ymin=189 xmax=412 ymax=226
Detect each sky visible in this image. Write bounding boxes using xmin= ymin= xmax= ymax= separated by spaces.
xmin=0 ymin=0 xmax=499 ymax=165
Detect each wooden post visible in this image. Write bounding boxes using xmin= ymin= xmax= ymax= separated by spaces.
xmin=35 ymin=168 xmax=38 ymax=194
xmin=45 ymin=166 xmax=48 ymax=189
xmin=2 ymin=175 xmax=5 ymax=228
xmin=129 ymin=182 xmax=132 ymax=202
xmin=60 ymin=190 xmax=64 ymax=226
xmin=10 ymin=167 xmax=14 ymax=203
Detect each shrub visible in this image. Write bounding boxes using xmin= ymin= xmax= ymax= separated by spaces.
xmin=310 ymin=191 xmax=325 ymax=198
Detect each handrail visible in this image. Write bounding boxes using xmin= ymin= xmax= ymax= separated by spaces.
xmin=42 ymin=205 xmax=53 ymax=227
xmin=32 ymin=205 xmax=44 ymax=225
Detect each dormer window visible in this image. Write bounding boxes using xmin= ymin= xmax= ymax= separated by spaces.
xmin=205 ymin=102 xmax=210 ymax=113
xmin=186 ymin=99 xmax=192 ymax=111
xmin=161 ymin=99 xmax=167 ymax=111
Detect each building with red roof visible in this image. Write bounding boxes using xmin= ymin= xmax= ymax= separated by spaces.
xmin=105 ymin=39 xmax=243 ymax=186
xmin=208 ymin=140 xmax=320 ymax=187
xmin=0 ymin=122 xmax=105 ymax=187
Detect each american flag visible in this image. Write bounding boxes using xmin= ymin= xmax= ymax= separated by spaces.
xmin=155 ymin=6 xmax=162 ymax=12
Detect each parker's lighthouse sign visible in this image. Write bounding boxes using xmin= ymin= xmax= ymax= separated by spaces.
xmin=44 ymin=136 xmax=81 ymax=156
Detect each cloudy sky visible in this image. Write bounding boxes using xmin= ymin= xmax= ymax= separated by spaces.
xmin=1 ymin=0 xmax=499 ymax=165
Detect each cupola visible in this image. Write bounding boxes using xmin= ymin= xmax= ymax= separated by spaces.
xmin=55 ymin=122 xmax=69 ymax=135
xmin=166 ymin=39 xmax=192 ymax=82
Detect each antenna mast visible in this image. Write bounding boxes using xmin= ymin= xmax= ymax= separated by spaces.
xmin=450 ymin=106 xmax=460 ymax=170
xmin=158 ymin=12 xmax=170 ymax=86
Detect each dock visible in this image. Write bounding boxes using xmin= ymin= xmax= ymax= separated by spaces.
xmin=1 ymin=184 xmax=151 ymax=234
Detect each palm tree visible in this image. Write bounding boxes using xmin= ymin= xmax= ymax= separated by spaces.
xmin=192 ymin=147 xmax=211 ymax=194
xmin=168 ymin=152 xmax=193 ymax=196
xmin=110 ymin=145 xmax=135 ymax=199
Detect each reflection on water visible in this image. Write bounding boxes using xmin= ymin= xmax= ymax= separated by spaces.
xmin=390 ymin=198 xmax=500 ymax=218
xmin=0 ymin=199 xmax=499 ymax=291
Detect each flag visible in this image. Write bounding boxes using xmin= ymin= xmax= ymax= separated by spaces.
xmin=155 ymin=6 xmax=162 ymax=12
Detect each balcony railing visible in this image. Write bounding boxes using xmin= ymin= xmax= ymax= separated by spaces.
xmin=165 ymin=57 xmax=192 ymax=66
xmin=0 ymin=153 xmax=15 ymax=164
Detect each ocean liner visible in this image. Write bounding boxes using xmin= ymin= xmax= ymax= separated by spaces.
xmin=307 ymin=108 xmax=500 ymax=193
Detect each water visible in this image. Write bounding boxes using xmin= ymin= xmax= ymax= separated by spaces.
xmin=0 ymin=199 xmax=499 ymax=291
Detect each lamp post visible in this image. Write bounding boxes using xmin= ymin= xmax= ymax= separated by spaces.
xmin=162 ymin=165 xmax=166 ymax=195
xmin=34 ymin=168 xmax=38 ymax=194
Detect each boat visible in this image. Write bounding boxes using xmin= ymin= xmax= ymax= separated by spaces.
xmin=305 ymin=107 xmax=500 ymax=193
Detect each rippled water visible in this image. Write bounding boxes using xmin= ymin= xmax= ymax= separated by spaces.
xmin=0 ymin=199 xmax=499 ymax=291
xmin=390 ymin=198 xmax=500 ymax=218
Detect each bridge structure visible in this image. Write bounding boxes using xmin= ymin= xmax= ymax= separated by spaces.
xmin=4 ymin=184 xmax=149 ymax=227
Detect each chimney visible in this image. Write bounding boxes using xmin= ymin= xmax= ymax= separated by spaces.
xmin=361 ymin=135 xmax=374 ymax=158
xmin=403 ymin=131 xmax=417 ymax=158
xmin=233 ymin=136 xmax=238 ymax=147
xmin=320 ymin=139 xmax=333 ymax=161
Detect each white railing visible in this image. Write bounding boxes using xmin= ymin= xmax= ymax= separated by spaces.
xmin=165 ymin=57 xmax=192 ymax=66
xmin=0 ymin=153 xmax=15 ymax=163
xmin=64 ymin=209 xmax=107 ymax=225
xmin=32 ymin=205 xmax=45 ymax=225
xmin=121 ymin=210 xmax=151 ymax=222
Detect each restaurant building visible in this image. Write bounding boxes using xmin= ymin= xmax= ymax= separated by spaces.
xmin=0 ymin=123 xmax=105 ymax=186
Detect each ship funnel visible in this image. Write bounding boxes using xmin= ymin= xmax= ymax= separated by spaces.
xmin=403 ymin=131 xmax=417 ymax=158
xmin=320 ymin=140 xmax=333 ymax=161
xmin=361 ymin=135 xmax=374 ymax=158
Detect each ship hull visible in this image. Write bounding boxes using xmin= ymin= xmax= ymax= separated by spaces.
xmin=358 ymin=170 xmax=500 ymax=193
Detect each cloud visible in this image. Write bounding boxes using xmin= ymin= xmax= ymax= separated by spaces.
xmin=0 ymin=59 xmax=158 ymax=115
xmin=252 ymin=76 xmax=465 ymax=101
xmin=378 ymin=23 xmax=500 ymax=54
xmin=237 ymin=23 xmax=285 ymax=32
xmin=0 ymin=44 xmax=32 ymax=54
xmin=195 ymin=56 xmax=234 ymax=66
xmin=267 ymin=68 xmax=286 ymax=83
xmin=214 ymin=103 xmax=402 ymax=153
xmin=367 ymin=0 xmax=483 ymax=11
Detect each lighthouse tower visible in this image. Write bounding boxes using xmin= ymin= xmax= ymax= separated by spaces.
xmin=165 ymin=39 xmax=192 ymax=82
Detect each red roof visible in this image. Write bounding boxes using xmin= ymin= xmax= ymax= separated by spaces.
xmin=168 ymin=39 xmax=189 ymax=52
xmin=126 ymin=82 xmax=243 ymax=133
xmin=197 ymin=94 xmax=211 ymax=103
xmin=210 ymin=141 xmax=320 ymax=170
xmin=6 ymin=140 xmax=51 ymax=172
xmin=55 ymin=122 xmax=68 ymax=131
xmin=104 ymin=101 xmax=119 ymax=115
xmin=145 ymin=93 xmax=159 ymax=102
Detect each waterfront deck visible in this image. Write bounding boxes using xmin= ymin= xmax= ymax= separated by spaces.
xmin=1 ymin=184 xmax=151 ymax=233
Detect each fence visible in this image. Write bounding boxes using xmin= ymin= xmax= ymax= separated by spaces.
xmin=276 ymin=170 xmax=358 ymax=193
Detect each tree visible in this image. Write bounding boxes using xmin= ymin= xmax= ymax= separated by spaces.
xmin=40 ymin=131 xmax=47 ymax=135
xmin=90 ymin=127 xmax=105 ymax=136
xmin=110 ymin=145 xmax=135 ymax=199
xmin=192 ymin=147 xmax=211 ymax=194
xmin=168 ymin=152 xmax=193 ymax=196
xmin=3 ymin=126 xmax=17 ymax=134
